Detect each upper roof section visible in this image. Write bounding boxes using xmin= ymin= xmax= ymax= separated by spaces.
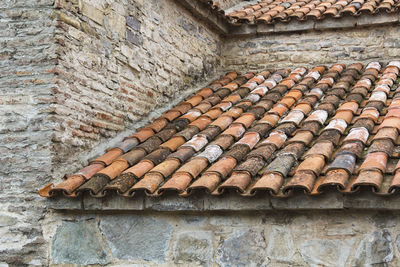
xmin=225 ymin=0 xmax=400 ymax=24
xmin=185 ymin=0 xmax=399 ymax=35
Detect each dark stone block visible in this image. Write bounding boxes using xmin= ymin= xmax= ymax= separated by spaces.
xmin=126 ymin=16 xmax=141 ymax=31
xmin=126 ymin=29 xmax=143 ymax=46
xmin=52 ymin=221 xmax=110 ymax=265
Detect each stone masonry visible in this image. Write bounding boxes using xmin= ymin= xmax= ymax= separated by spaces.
xmin=2 ymin=0 xmax=400 ymax=266
xmin=223 ymin=24 xmax=400 ymax=72
xmin=44 ymin=210 xmax=400 ymax=266
xmin=1 ymin=0 xmax=222 ymax=265
xmin=0 ymin=0 xmax=57 ymax=265
xmin=51 ymin=0 xmax=223 ymax=177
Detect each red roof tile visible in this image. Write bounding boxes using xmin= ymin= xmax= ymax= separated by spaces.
xmin=40 ymin=61 xmax=400 ymax=199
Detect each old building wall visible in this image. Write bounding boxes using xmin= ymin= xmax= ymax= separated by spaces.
xmin=0 ymin=0 xmax=223 ymax=266
xmin=44 ymin=210 xmax=400 ymax=266
xmin=0 ymin=0 xmax=57 ymax=265
xmin=223 ymin=24 xmax=400 ymax=72
xmin=3 ymin=0 xmax=400 ymax=266
xmin=51 ymin=0 xmax=223 ymax=176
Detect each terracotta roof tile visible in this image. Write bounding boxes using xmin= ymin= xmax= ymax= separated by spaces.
xmin=222 ymin=123 xmax=246 ymax=139
xmin=72 ymin=163 xmax=105 ymax=180
xmin=160 ymin=136 xmax=186 ymax=152
xmin=159 ymin=172 xmax=192 ymax=193
xmin=188 ymin=172 xmax=221 ymax=193
xmin=206 ymin=156 xmax=237 ymax=178
xmin=373 ymin=127 xmax=398 ymax=143
xmin=175 ymin=157 xmax=209 ymax=179
xmin=236 ymin=132 xmax=261 ymax=149
xmin=304 ymin=109 xmax=328 ymax=125
xmin=181 ymin=134 xmax=209 ymax=152
xmin=303 ymin=141 xmax=334 ymax=160
xmin=150 ymin=158 xmax=180 ymax=177
xmin=219 ymin=171 xmax=252 ymax=193
xmin=50 ymin=175 xmax=86 ymax=196
xmin=41 ymin=61 xmax=400 ymax=199
xmin=118 ymin=148 xmax=147 ymax=166
xmin=91 ymin=148 xmax=123 ymax=165
xmin=250 ymin=172 xmax=284 ymax=195
xmin=351 ymin=170 xmax=384 ymax=191
xmin=162 ymin=110 xmax=182 ymax=122
xmin=214 ymin=0 xmax=399 ymax=26
xmin=196 ymin=145 xmax=224 ymax=163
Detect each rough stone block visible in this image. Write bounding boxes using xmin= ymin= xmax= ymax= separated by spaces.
xmin=216 ymin=228 xmax=269 ymax=267
xmin=51 ymin=220 xmax=110 ymax=265
xmin=354 ymin=230 xmax=394 ymax=265
xmin=267 ymin=227 xmax=296 ymax=263
xmin=81 ymin=2 xmax=104 ymax=25
xmin=0 ymin=214 xmax=18 ymax=227
xmin=173 ymin=231 xmax=213 ymax=266
xmin=126 ymin=29 xmax=143 ymax=46
xmin=179 ymin=214 xmax=207 ymax=226
xmin=81 ymin=21 xmax=99 ymax=38
xmin=395 ymin=235 xmax=400 ymax=257
xmin=385 ymin=38 xmax=400 ymax=48
xmin=299 ymin=238 xmax=355 ymax=266
xmin=99 ymin=214 xmax=173 ymax=263
xmin=126 ymin=15 xmax=141 ymax=31
xmin=106 ymin=11 xmax=126 ymax=38
xmin=56 ymin=11 xmax=80 ymax=29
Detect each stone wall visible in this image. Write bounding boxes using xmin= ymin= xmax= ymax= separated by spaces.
xmin=0 ymin=0 xmax=223 ymax=266
xmin=223 ymin=24 xmax=400 ymax=72
xmin=3 ymin=0 xmax=400 ymax=266
xmin=45 ymin=210 xmax=400 ymax=266
xmin=51 ymin=0 xmax=223 ymax=176
xmin=0 ymin=0 xmax=56 ymax=266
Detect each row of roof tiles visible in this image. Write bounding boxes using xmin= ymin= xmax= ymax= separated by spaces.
xmin=203 ymin=0 xmax=400 ymax=25
xmin=40 ymin=60 xmax=400 ymax=199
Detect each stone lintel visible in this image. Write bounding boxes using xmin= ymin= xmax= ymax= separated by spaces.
xmin=343 ymin=190 xmax=400 ymax=210
xmin=270 ymin=191 xmax=344 ymax=210
xmin=313 ymin=16 xmax=358 ymax=30
xmin=356 ymin=13 xmax=399 ymax=26
xmin=274 ymin=19 xmax=315 ymax=33
xmin=229 ymin=14 xmax=400 ymax=36
xmin=83 ymin=193 xmax=145 ymax=210
xmin=47 ymin=196 xmax=83 ymax=210
xmin=47 ymin=191 xmax=400 ymax=211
